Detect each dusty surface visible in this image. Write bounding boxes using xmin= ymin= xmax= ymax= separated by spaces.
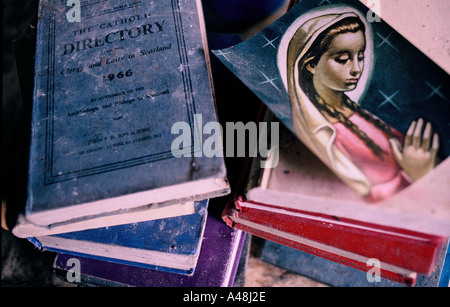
xmin=1 ymin=229 xmax=75 ymax=287
xmin=245 ymin=257 xmax=327 ymax=287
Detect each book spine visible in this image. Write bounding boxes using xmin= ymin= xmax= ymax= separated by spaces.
xmin=234 ymin=221 xmax=417 ymax=286
xmin=236 ymin=200 xmax=443 ymax=274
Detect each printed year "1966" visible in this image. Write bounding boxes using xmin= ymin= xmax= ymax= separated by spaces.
xmin=103 ymin=69 xmax=133 ymax=83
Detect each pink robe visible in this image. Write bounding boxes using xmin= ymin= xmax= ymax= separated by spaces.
xmin=333 ymin=113 xmax=411 ymax=202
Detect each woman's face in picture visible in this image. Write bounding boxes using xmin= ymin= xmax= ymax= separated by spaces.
xmin=309 ymin=30 xmax=366 ymax=93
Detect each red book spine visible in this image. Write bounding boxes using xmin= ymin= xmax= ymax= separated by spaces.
xmin=236 ymin=199 xmax=445 ymax=274
xmin=235 ymin=221 xmax=417 ymax=286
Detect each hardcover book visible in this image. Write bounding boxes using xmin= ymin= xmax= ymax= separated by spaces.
xmin=14 ymin=0 xmax=230 ymax=236
xmin=29 ymin=200 xmax=209 ymax=276
xmin=51 ymin=208 xmax=247 ymax=286
xmin=213 ymin=0 xmax=449 ymax=204
xmin=215 ymin=0 xmax=450 ymax=237
xmin=260 ymin=239 xmax=450 ymax=287
xmin=222 ymin=120 xmax=447 ymax=284
xmin=234 ymin=213 xmax=418 ymax=285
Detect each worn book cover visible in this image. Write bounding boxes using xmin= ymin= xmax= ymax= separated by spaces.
xmin=52 ymin=210 xmax=246 ymax=286
xmin=226 ymin=192 xmax=445 ymax=275
xmin=29 ymin=200 xmax=209 ymax=276
xmin=234 ymin=212 xmax=418 ymax=285
xmin=213 ymin=0 xmax=449 ymax=203
xmin=21 ymin=0 xmax=229 ymax=230
xmin=260 ymin=239 xmax=450 ymax=287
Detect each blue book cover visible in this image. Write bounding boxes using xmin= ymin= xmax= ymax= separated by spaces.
xmin=52 ymin=210 xmax=247 ymax=286
xmin=261 ymin=239 xmax=449 ymax=287
xmin=29 ymin=200 xmax=209 ymax=276
xmin=438 ymin=245 xmax=450 ymax=287
xmin=213 ymin=0 xmax=449 ymax=203
xmin=22 ymin=0 xmax=229 ymax=230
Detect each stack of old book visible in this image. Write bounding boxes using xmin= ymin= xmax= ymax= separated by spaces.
xmin=222 ymin=122 xmax=450 ymax=286
xmin=216 ymin=0 xmax=450 ymax=287
xmin=5 ymin=0 xmax=250 ymax=287
xmin=5 ymin=0 xmax=450 ymax=288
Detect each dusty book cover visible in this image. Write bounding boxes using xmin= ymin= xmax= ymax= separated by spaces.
xmin=30 ymin=200 xmax=210 ymax=276
xmin=213 ymin=0 xmax=449 ymax=203
xmin=25 ymin=0 xmax=228 ymax=227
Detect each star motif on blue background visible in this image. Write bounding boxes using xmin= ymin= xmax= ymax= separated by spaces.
xmin=375 ymin=32 xmax=399 ymax=52
xmin=215 ymin=50 xmax=232 ymax=62
xmin=258 ymin=72 xmax=281 ymax=92
xmin=261 ymin=35 xmax=279 ymax=49
xmin=424 ymin=81 xmax=448 ymax=102
xmin=377 ymin=90 xmax=401 ymax=111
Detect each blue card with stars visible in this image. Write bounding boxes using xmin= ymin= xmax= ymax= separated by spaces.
xmin=213 ymin=0 xmax=449 ymax=201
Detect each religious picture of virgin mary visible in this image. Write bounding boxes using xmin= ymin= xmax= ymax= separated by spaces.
xmin=277 ymin=6 xmax=440 ymax=202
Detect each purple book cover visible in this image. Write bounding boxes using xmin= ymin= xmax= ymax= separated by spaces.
xmin=53 ymin=212 xmax=246 ymax=287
